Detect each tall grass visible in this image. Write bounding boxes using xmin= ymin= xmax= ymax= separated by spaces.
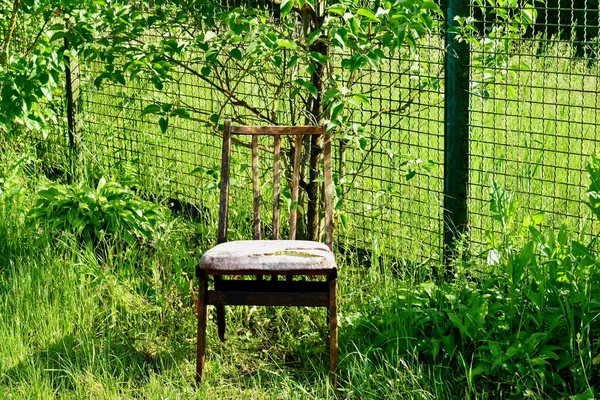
xmin=2 ymin=131 xmax=599 ymax=398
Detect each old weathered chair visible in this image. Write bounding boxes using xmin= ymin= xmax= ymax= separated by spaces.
xmin=195 ymin=120 xmax=338 ymax=385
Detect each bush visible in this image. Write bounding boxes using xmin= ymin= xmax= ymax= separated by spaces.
xmin=28 ymin=177 xmax=165 ymax=246
xmin=346 ymin=157 xmax=600 ymax=398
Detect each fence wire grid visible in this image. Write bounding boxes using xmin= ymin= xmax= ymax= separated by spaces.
xmin=54 ymin=0 xmax=600 ymax=265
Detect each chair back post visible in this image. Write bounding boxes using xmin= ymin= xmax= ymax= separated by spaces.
xmin=217 ymin=119 xmax=232 ymax=244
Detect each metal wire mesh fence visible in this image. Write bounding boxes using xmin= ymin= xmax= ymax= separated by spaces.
xmin=48 ymin=0 xmax=600 ymax=266
xmin=468 ymin=0 xmax=600 ymax=255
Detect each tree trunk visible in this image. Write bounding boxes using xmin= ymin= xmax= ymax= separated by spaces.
xmin=305 ymin=2 xmax=327 ymax=242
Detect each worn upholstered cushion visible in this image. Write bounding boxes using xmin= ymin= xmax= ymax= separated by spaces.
xmin=199 ymin=240 xmax=336 ymax=272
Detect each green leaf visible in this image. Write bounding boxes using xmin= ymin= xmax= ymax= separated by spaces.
xmin=330 ymin=101 xmax=344 ymax=122
xmin=334 ymin=27 xmax=348 ymax=48
xmin=306 ymin=83 xmax=318 ymax=99
xmin=356 ymin=8 xmax=378 ymax=21
xmin=322 ymin=88 xmax=341 ymax=105
xmin=358 ymin=137 xmax=367 ymax=151
xmin=351 ymin=94 xmax=370 ymax=108
xmin=276 ymin=39 xmax=298 ymax=50
xmin=229 ymin=48 xmax=243 ymax=61
xmin=420 ymin=1 xmax=443 ymax=15
xmin=171 ymin=108 xmax=191 ymax=119
xmin=159 ymin=117 xmax=169 ymax=133
xmin=327 ymin=4 xmax=346 ymax=15
xmin=97 ymin=177 xmax=107 ymax=191
xmin=142 ymin=104 xmax=162 ymax=115
xmin=281 ymin=0 xmax=294 ymax=18
xmin=307 ymin=29 xmax=322 ymax=46
xmin=309 ymin=51 xmax=327 ymax=65
xmin=50 ymin=31 xmax=67 ymax=42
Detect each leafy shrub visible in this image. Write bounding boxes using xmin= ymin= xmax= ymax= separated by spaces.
xmin=586 ymin=153 xmax=600 ymax=222
xmin=28 ymin=177 xmax=165 ymax=245
xmin=346 ymin=157 xmax=600 ymax=398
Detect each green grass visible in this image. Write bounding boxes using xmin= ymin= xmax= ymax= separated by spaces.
xmin=0 ymin=138 xmax=443 ymax=399
xmin=2 ymin=132 xmax=599 ymax=398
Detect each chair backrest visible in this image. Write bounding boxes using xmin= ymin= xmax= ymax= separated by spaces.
xmin=218 ymin=119 xmax=333 ymax=250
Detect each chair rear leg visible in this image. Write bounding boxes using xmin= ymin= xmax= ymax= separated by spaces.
xmin=328 ymin=272 xmax=338 ymax=386
xmin=214 ymin=276 xmax=226 ymax=342
xmin=196 ymin=270 xmax=208 ymax=385
xmin=216 ymin=306 xmax=226 ymax=342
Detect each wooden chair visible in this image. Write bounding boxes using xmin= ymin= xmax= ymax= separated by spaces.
xmin=195 ymin=120 xmax=338 ymax=385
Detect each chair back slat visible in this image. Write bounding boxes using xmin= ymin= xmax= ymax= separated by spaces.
xmin=289 ymin=133 xmax=303 ymax=240
xmin=219 ymin=120 xmax=331 ymax=248
xmin=251 ymin=136 xmax=261 ymax=240
xmin=218 ymin=120 xmax=233 ymax=244
xmin=272 ymin=135 xmax=281 ymax=240
xmin=231 ymin=126 xmax=322 ymax=136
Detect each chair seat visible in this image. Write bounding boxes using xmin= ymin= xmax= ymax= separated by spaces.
xmin=199 ymin=240 xmax=336 ymax=274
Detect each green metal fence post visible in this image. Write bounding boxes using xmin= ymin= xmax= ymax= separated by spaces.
xmin=443 ymin=0 xmax=470 ymax=268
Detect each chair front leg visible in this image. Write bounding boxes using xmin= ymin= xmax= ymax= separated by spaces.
xmin=196 ymin=270 xmax=208 ymax=385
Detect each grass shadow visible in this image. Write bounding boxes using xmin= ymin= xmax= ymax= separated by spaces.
xmin=0 ymin=329 xmax=184 ymax=394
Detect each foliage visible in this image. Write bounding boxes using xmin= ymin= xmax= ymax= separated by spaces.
xmin=38 ymin=0 xmax=446 ymax=239
xmin=452 ymin=0 xmax=538 ymax=99
xmin=347 ymin=168 xmax=600 ymax=397
xmin=64 ymin=0 xmax=442 ymax=127
xmin=0 ymin=0 xmax=68 ymax=136
xmin=28 ymin=177 xmax=166 ymax=245
xmin=0 ymin=153 xmax=32 ymax=204
xmin=585 ymin=153 xmax=600 ymax=222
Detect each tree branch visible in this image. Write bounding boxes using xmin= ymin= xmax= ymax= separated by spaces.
xmin=1 ymin=0 xmax=20 ymax=66
xmin=163 ymin=54 xmax=277 ymax=124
